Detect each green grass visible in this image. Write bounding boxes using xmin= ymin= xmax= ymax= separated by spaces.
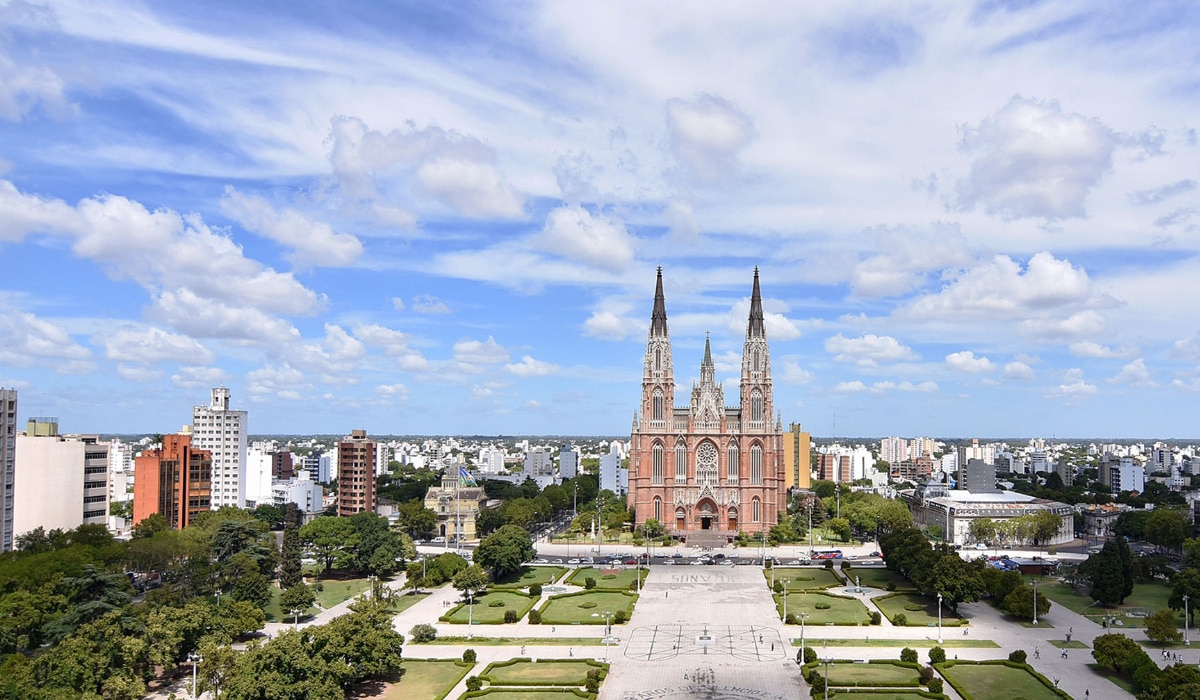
xmin=461 ymin=690 xmax=593 ymax=699
xmin=843 ymin=567 xmax=915 ymax=591
xmin=873 ymin=593 xmax=964 ymax=627
xmin=426 ymin=637 xmax=605 ymax=646
xmin=798 ymin=638 xmax=999 ymax=649
xmin=493 ymin=567 xmax=568 ymax=589
xmin=311 ymin=576 xmax=373 ymax=608
xmin=565 ymin=567 xmax=646 ymax=590
xmin=1048 ymin=639 xmax=1088 ymax=649
xmin=538 ymin=591 xmax=637 ymax=625
xmin=386 ymin=590 xmax=431 ymax=614
xmin=830 ymin=694 xmax=941 ymax=700
xmin=264 ymin=587 xmax=317 ymax=622
xmin=444 ymin=591 xmax=538 ymax=624
xmin=483 ymin=659 xmax=601 ymax=685
xmin=940 ymin=662 xmax=1062 ymax=700
xmin=778 ymin=592 xmax=872 ymax=625
xmin=825 ymin=663 xmax=919 ymax=686
xmin=379 ymin=659 xmax=471 ymax=700
xmin=769 ymin=567 xmax=843 ymax=590
xmin=1087 ymin=663 xmax=1137 ymax=695
xmin=1035 ymin=580 xmax=1175 ymax=629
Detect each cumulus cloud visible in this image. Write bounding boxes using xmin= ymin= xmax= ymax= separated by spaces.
xmin=245 ymin=364 xmax=310 ymax=401
xmin=287 ymin=324 xmax=366 ymax=375
xmin=172 ymin=365 xmax=231 ymax=389
xmin=104 ymin=326 xmax=214 ymax=366
xmin=505 ymin=355 xmax=560 ymax=377
xmin=851 ymin=224 xmax=971 ymax=298
xmin=353 ymin=323 xmax=428 ymax=370
xmin=825 ymin=333 xmax=918 ymax=367
xmin=390 ymin=297 xmax=406 ymax=311
xmin=583 ymin=310 xmax=642 ymax=341
xmin=534 ymin=205 xmax=635 ymax=271
xmin=1110 ymin=358 xmax=1156 ymax=387
xmin=665 ymin=93 xmax=755 ymax=179
xmin=1069 ymin=341 xmax=1136 ymax=359
xmin=1128 ymin=179 xmax=1196 ymax=206
xmin=945 ymin=350 xmax=994 ymax=373
xmin=454 ymin=336 xmax=509 ymax=372
xmin=835 ymin=379 xmax=937 ymax=394
xmin=780 ymin=361 xmax=815 ymax=385
xmin=0 ymin=50 xmax=67 ymax=122
xmin=220 ymin=187 xmax=362 ymax=267
xmin=0 ymin=305 xmax=93 ymax=371
xmin=956 ymin=96 xmax=1118 ymax=219
xmin=1170 ymin=337 xmax=1200 ymax=361
xmin=0 ymin=180 xmax=77 ymax=243
xmin=411 ymin=295 xmax=451 ymax=314
xmin=376 ymin=383 xmax=409 ymax=399
xmin=1049 ymin=368 xmax=1097 ymax=400
xmin=1003 ymin=361 xmax=1035 ymax=381
xmin=1017 ymin=310 xmax=1106 ymax=340
xmin=728 ymin=297 xmax=801 ymax=341
xmin=327 ymin=116 xmax=522 ymax=220
xmin=151 ymin=289 xmax=300 ymax=343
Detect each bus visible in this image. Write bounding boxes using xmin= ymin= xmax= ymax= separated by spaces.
xmin=811 ymin=549 xmax=844 ymax=560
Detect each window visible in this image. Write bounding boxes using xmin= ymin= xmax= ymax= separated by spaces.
xmin=653 ymin=497 xmax=661 ymax=521
xmin=652 ymin=389 xmax=664 ymax=422
xmin=752 ymin=498 xmax=760 ymax=522
xmin=726 ymin=443 xmax=739 ymax=482
xmin=751 ymin=389 xmax=763 ymax=422
xmin=652 ymin=443 xmax=664 ymax=484
xmin=751 ymin=444 xmax=763 ymax=484
xmin=675 ymin=442 xmax=687 ymax=484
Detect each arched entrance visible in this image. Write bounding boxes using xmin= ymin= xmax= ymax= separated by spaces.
xmin=727 ymin=506 xmax=738 ymax=531
xmin=696 ymin=499 xmax=717 ymax=530
xmin=675 ymin=506 xmax=686 ymax=531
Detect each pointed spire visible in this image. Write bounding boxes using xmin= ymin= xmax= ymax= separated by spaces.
xmin=650 ymin=266 xmax=668 ymax=336
xmin=702 ymin=331 xmax=713 ymax=369
xmin=747 ymin=266 xmax=765 ymax=338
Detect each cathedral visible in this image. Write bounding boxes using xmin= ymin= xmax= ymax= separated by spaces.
xmin=628 ymin=267 xmax=785 ymax=541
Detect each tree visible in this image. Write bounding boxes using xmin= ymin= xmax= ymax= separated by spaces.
xmin=925 ymin=555 xmax=984 ymax=613
xmin=968 ymin=518 xmax=996 ymax=545
xmin=452 ymin=565 xmax=490 ymax=596
xmin=1092 ymin=633 xmax=1147 ymax=673
xmin=1113 ymin=510 xmax=1151 ymax=540
xmin=226 ymin=553 xmax=272 ymax=611
xmin=132 ymin=512 xmax=171 ymax=539
xmin=346 ymin=511 xmax=412 ymax=576
xmin=827 ymin=517 xmax=851 ymax=542
xmin=1140 ymin=662 xmax=1200 ymax=700
xmin=1029 ymin=510 xmax=1063 ymax=545
xmin=1001 ymin=583 xmax=1050 ymax=622
xmin=1170 ymin=567 xmax=1200 ymax=626
xmin=1146 ymin=508 xmax=1192 ymax=552
xmin=476 ymin=507 xmax=506 ymax=538
xmin=279 ymin=521 xmax=303 ymax=589
xmin=1081 ymin=537 xmax=1135 ymax=605
xmin=875 ymin=499 xmax=913 ymax=535
xmin=42 ymin=564 xmax=133 ymax=644
xmin=300 ymin=517 xmax=354 ymax=572
xmin=475 ymin=524 xmax=536 ymax=580
xmin=395 ymin=500 xmax=438 ymax=539
xmin=1146 ymin=608 xmax=1183 ymax=644
xmin=280 ymin=583 xmax=317 ymax=625
xmin=642 ymin=518 xmax=666 ymax=538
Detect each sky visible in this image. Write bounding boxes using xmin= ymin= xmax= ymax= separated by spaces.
xmin=1 ymin=1 xmax=1199 ymax=438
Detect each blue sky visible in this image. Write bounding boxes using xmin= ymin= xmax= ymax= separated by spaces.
xmin=2 ymin=1 xmax=1200 ymax=437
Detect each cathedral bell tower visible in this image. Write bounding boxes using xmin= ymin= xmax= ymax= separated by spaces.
xmin=740 ymin=268 xmax=773 ymax=432
xmin=642 ymin=266 xmax=674 ymax=433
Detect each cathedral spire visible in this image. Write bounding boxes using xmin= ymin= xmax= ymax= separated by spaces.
xmin=747 ymin=266 xmax=765 ymax=339
xmin=702 ymin=331 xmax=713 ymax=369
xmin=650 ymin=266 xmax=668 ymax=337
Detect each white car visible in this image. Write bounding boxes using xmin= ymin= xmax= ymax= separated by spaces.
xmin=567 ymin=558 xmax=581 ymax=564
xmin=974 ymin=543 xmax=987 ymax=550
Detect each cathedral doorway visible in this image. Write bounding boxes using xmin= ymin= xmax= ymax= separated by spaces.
xmin=697 ymin=500 xmax=716 ymax=530
xmin=728 ymin=506 xmax=738 ymax=531
xmin=675 ymin=507 xmax=686 ymax=531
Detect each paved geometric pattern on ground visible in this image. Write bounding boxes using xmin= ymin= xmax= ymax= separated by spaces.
xmin=624 ymin=624 xmax=788 ymax=662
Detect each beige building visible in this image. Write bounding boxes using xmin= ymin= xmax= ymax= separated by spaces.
xmin=14 ymin=419 xmax=109 ymax=539
xmin=423 ymin=474 xmax=486 ymax=542
xmin=781 ymin=422 xmax=812 ymax=491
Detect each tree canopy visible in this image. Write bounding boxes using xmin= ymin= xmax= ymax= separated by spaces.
xmin=474 ymin=524 xmax=536 ymax=580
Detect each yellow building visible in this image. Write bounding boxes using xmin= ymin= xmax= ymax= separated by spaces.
xmin=423 ymin=474 xmax=486 ymax=542
xmin=782 ymin=422 xmax=811 ymax=490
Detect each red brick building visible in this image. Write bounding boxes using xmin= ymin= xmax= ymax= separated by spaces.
xmin=133 ymin=433 xmax=212 ymax=529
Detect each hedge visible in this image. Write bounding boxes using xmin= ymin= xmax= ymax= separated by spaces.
xmin=933 ymin=660 xmax=1072 ymax=700
xmin=478 ymin=658 xmax=609 ymax=687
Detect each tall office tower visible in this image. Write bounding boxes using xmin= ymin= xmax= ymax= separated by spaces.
xmin=0 ymin=389 xmax=16 ymax=551
xmin=337 ymin=429 xmax=376 ymax=516
xmin=13 ymin=419 xmax=110 ymax=539
xmin=192 ymin=388 xmax=248 ymax=508
xmin=628 ymin=268 xmax=785 ymax=537
xmin=133 ymin=433 xmax=212 ymax=529
xmin=880 ymin=437 xmax=908 ymax=465
xmin=782 ymin=423 xmax=812 ymax=491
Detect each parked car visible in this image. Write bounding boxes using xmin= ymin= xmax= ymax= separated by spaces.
xmin=974 ymin=543 xmax=987 ymax=550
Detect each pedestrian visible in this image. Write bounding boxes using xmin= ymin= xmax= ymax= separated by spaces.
xmin=666 ymin=590 xmax=669 ymax=598
xmin=552 ymin=626 xmax=556 ymax=633
xmin=521 ymin=645 xmax=526 ymax=655
xmin=771 ymin=643 xmax=775 ymax=651
xmin=963 ymin=628 xmax=968 ymax=636
xmin=569 ymin=647 xmax=573 ymax=657
xmin=759 ymin=634 xmax=763 ymax=644
xmin=1085 ymin=691 xmax=1089 ymax=699
xmin=684 ymin=672 xmax=688 ymax=680
xmin=1034 ymin=647 xmax=1040 ymax=659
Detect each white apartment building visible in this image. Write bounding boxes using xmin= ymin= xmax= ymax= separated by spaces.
xmin=599 ymin=452 xmax=628 ymax=496
xmin=1109 ymin=458 xmax=1146 ymax=494
xmin=880 ymin=437 xmax=908 ymax=465
xmin=192 ymin=388 xmax=248 ymax=508
xmin=559 ymin=444 xmax=578 ymax=479
xmin=477 ymin=446 xmax=505 ymax=474
xmin=1 ymin=389 xmax=17 ymax=551
xmin=524 ymin=446 xmax=553 ymax=476
xmin=13 ymin=419 xmax=109 ymax=539
xmin=244 ymin=445 xmax=274 ymax=506
xmin=272 ymin=477 xmax=324 ymax=516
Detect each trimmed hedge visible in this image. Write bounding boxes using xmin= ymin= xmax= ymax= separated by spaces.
xmin=534 ymin=590 xmax=639 ymax=625
xmin=801 ymin=659 xmax=923 ymax=688
xmin=460 ymin=689 xmax=594 ymax=699
xmin=479 ymin=658 xmax=609 ymax=687
xmin=440 ymin=590 xmax=539 ymax=624
xmin=934 ymin=660 xmax=1071 ymax=700
xmin=401 ymin=659 xmax=474 ymax=700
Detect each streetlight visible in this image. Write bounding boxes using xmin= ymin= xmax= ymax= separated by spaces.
xmin=782 ymin=578 xmax=789 ymax=622
xmin=1032 ymin=579 xmax=1038 ymax=626
xmin=1185 ymin=594 xmax=1191 ymax=645
xmin=291 ymin=607 xmax=301 ymax=630
xmin=822 ymin=657 xmax=832 ymax=700
xmin=188 ymin=651 xmax=203 ymax=700
xmin=800 ymin=612 xmax=809 ymax=665
xmin=467 ymin=589 xmax=474 ymax=639
xmin=936 ymin=593 xmax=943 ymax=644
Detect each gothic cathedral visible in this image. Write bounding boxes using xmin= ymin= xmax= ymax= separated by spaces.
xmin=628 ymin=267 xmax=785 ymax=541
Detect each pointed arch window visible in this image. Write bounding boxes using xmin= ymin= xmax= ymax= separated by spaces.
xmin=652 ymin=443 xmax=664 ymax=484
xmin=655 ymin=347 xmax=661 ymax=371
xmin=751 ymin=389 xmax=763 ymax=423
xmin=751 ymin=443 xmax=763 ymax=484
xmin=752 ymin=497 xmax=761 ymax=523
xmin=652 ymin=388 xmax=664 ymax=422
xmin=653 ymin=497 xmax=662 ymax=521
xmin=726 ymin=443 xmax=739 ymax=484
xmin=675 ymin=441 xmax=688 ymax=484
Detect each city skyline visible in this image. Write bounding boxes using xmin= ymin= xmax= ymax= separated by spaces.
xmin=2 ymin=2 xmax=1200 ymax=437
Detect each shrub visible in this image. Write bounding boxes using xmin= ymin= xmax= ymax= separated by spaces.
xmin=928 ymin=677 xmax=943 ymax=694
xmin=585 ymin=675 xmax=600 ymax=693
xmin=585 ymin=577 xmax=597 ymax=590
xmin=528 ymin=609 xmax=542 ymax=624
xmin=841 ymin=560 xmax=851 ymax=570
xmin=466 ymin=676 xmax=483 ymax=692
xmin=870 ymin=611 xmax=881 ymax=625
xmin=488 ymin=600 xmax=505 ymax=607
xmin=774 ymin=581 xmax=784 ymax=594
xmin=810 ymin=674 xmax=826 ymax=695
xmin=786 ymin=613 xmax=798 ymax=624
xmin=893 ymin=613 xmax=908 ymax=626
xmin=900 ymin=647 xmax=918 ymax=664
xmin=602 ymin=574 xmax=617 ymax=580
xmin=629 ymin=580 xmax=638 ymax=591
xmin=904 ymin=603 xmax=923 ymax=611
xmin=463 ymin=648 xmax=477 ymax=663
xmin=1048 ymin=545 xmax=1057 ymax=555
xmin=919 ymin=665 xmax=934 ymax=684
xmin=816 ymin=602 xmax=832 ymax=610
xmin=529 ymin=583 xmax=542 ymax=597
xmin=614 ymin=609 xmax=627 ymax=624
xmin=579 ymin=601 xmax=597 ymax=609
xmin=802 ymin=646 xmax=818 ymax=664
xmin=632 ymin=537 xmax=644 ymax=547
xmin=824 ymin=560 xmax=834 ymax=569
xmin=886 ymin=582 xmax=897 ymax=592
xmin=929 ymin=646 xmax=946 ymax=664
xmin=410 ymin=623 xmax=437 ymax=643
xmin=504 ymin=609 xmax=518 ymax=623
xmin=1008 ymin=649 xmax=1027 ymax=664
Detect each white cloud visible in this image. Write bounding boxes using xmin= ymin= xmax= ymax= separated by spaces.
xmin=390 ymin=297 xmax=406 ymax=311
xmin=665 ymin=93 xmax=754 ymax=179
xmin=825 ymin=333 xmax=918 ymax=367
xmin=945 ymin=350 xmax=994 ymax=374
xmin=1017 ymin=311 xmax=1106 ymax=341
xmin=956 ymin=96 xmax=1118 ymax=220
xmin=0 ymin=50 xmax=67 ymax=122
xmin=505 ymin=355 xmax=560 ymax=377
xmin=0 ymin=305 xmax=93 ymax=371
xmin=454 ymin=336 xmax=509 ymax=372
xmin=288 ymin=324 xmax=366 ymax=374
xmin=1128 ymin=180 xmax=1196 ymax=206
xmin=1003 ymin=361 xmax=1035 ymax=381
xmin=411 ymin=295 xmax=451 ymax=315
xmin=1111 ymin=359 xmax=1156 ymax=387
xmin=834 ymin=379 xmax=936 ymax=394
xmin=376 ymin=383 xmax=409 ymax=399
xmin=728 ymin=297 xmax=801 ymax=341
xmin=416 ymin=157 xmax=524 ymax=218
xmin=353 ymin=323 xmax=429 ymax=371
xmin=1069 ymin=341 xmax=1136 ymax=359
xmin=779 ymin=361 xmax=815 ymax=385
xmin=245 ymin=364 xmax=310 ymax=401
xmin=103 ymin=326 xmax=213 ymax=366
xmin=1049 ymin=368 xmax=1097 ymax=400
xmin=583 ymin=310 xmax=642 ymax=341
xmin=116 ymin=364 xmax=163 ymax=383
xmin=1170 ymin=337 xmax=1200 ymax=361
xmin=851 ymin=224 xmax=971 ymax=299
xmin=834 ymin=380 xmax=867 ymax=393
xmin=0 ymin=180 xmax=77 ymax=243
xmin=151 ymin=289 xmax=300 ymax=343
xmin=220 ymin=187 xmax=362 ymax=268
xmin=534 ymin=205 xmax=635 ymax=271
xmin=172 ymin=365 xmax=231 ymax=389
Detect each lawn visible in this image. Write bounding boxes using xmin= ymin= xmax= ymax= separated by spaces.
xmin=493 ymin=567 xmax=568 ymax=589
xmin=265 ymin=586 xmax=317 ymax=622
xmin=386 ymin=590 xmax=431 ymax=615
xmin=483 ymin=659 xmax=603 ymax=685
xmin=461 ymin=690 xmax=593 ymax=699
xmin=940 ymin=662 xmax=1063 ymax=700
xmin=1035 ymin=580 xmax=1175 ymax=629
xmin=769 ymin=567 xmax=843 ymax=590
xmin=565 ymin=567 xmax=647 ymax=590
xmin=778 ymin=592 xmax=872 ymax=625
xmin=428 ymin=637 xmax=606 ymax=646
xmin=444 ymin=591 xmax=538 ymax=624
xmin=873 ymin=593 xmax=964 ymax=627
xmin=379 ymin=659 xmax=471 ymax=700
xmin=311 ymin=576 xmax=373 ymax=608
xmin=798 ymin=638 xmax=999 ymax=649
xmin=824 ymin=663 xmax=919 ymax=687
xmin=829 ymin=694 xmax=941 ymax=700
xmin=843 ymin=567 xmax=915 ymax=591
xmin=538 ymin=591 xmax=637 ymax=625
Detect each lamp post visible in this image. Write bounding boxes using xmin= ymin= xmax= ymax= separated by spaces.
xmin=1032 ymin=579 xmax=1038 ymax=626
xmin=936 ymin=593 xmax=943 ymax=644
xmin=823 ymin=657 xmax=832 ymax=700
xmin=1185 ymin=594 xmax=1191 ymax=645
xmin=800 ymin=612 xmax=809 ymax=664
xmin=188 ymin=652 xmax=202 ymax=700
xmin=467 ymin=589 xmax=474 ymax=639
xmin=783 ymin=579 xmax=789 ymax=622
